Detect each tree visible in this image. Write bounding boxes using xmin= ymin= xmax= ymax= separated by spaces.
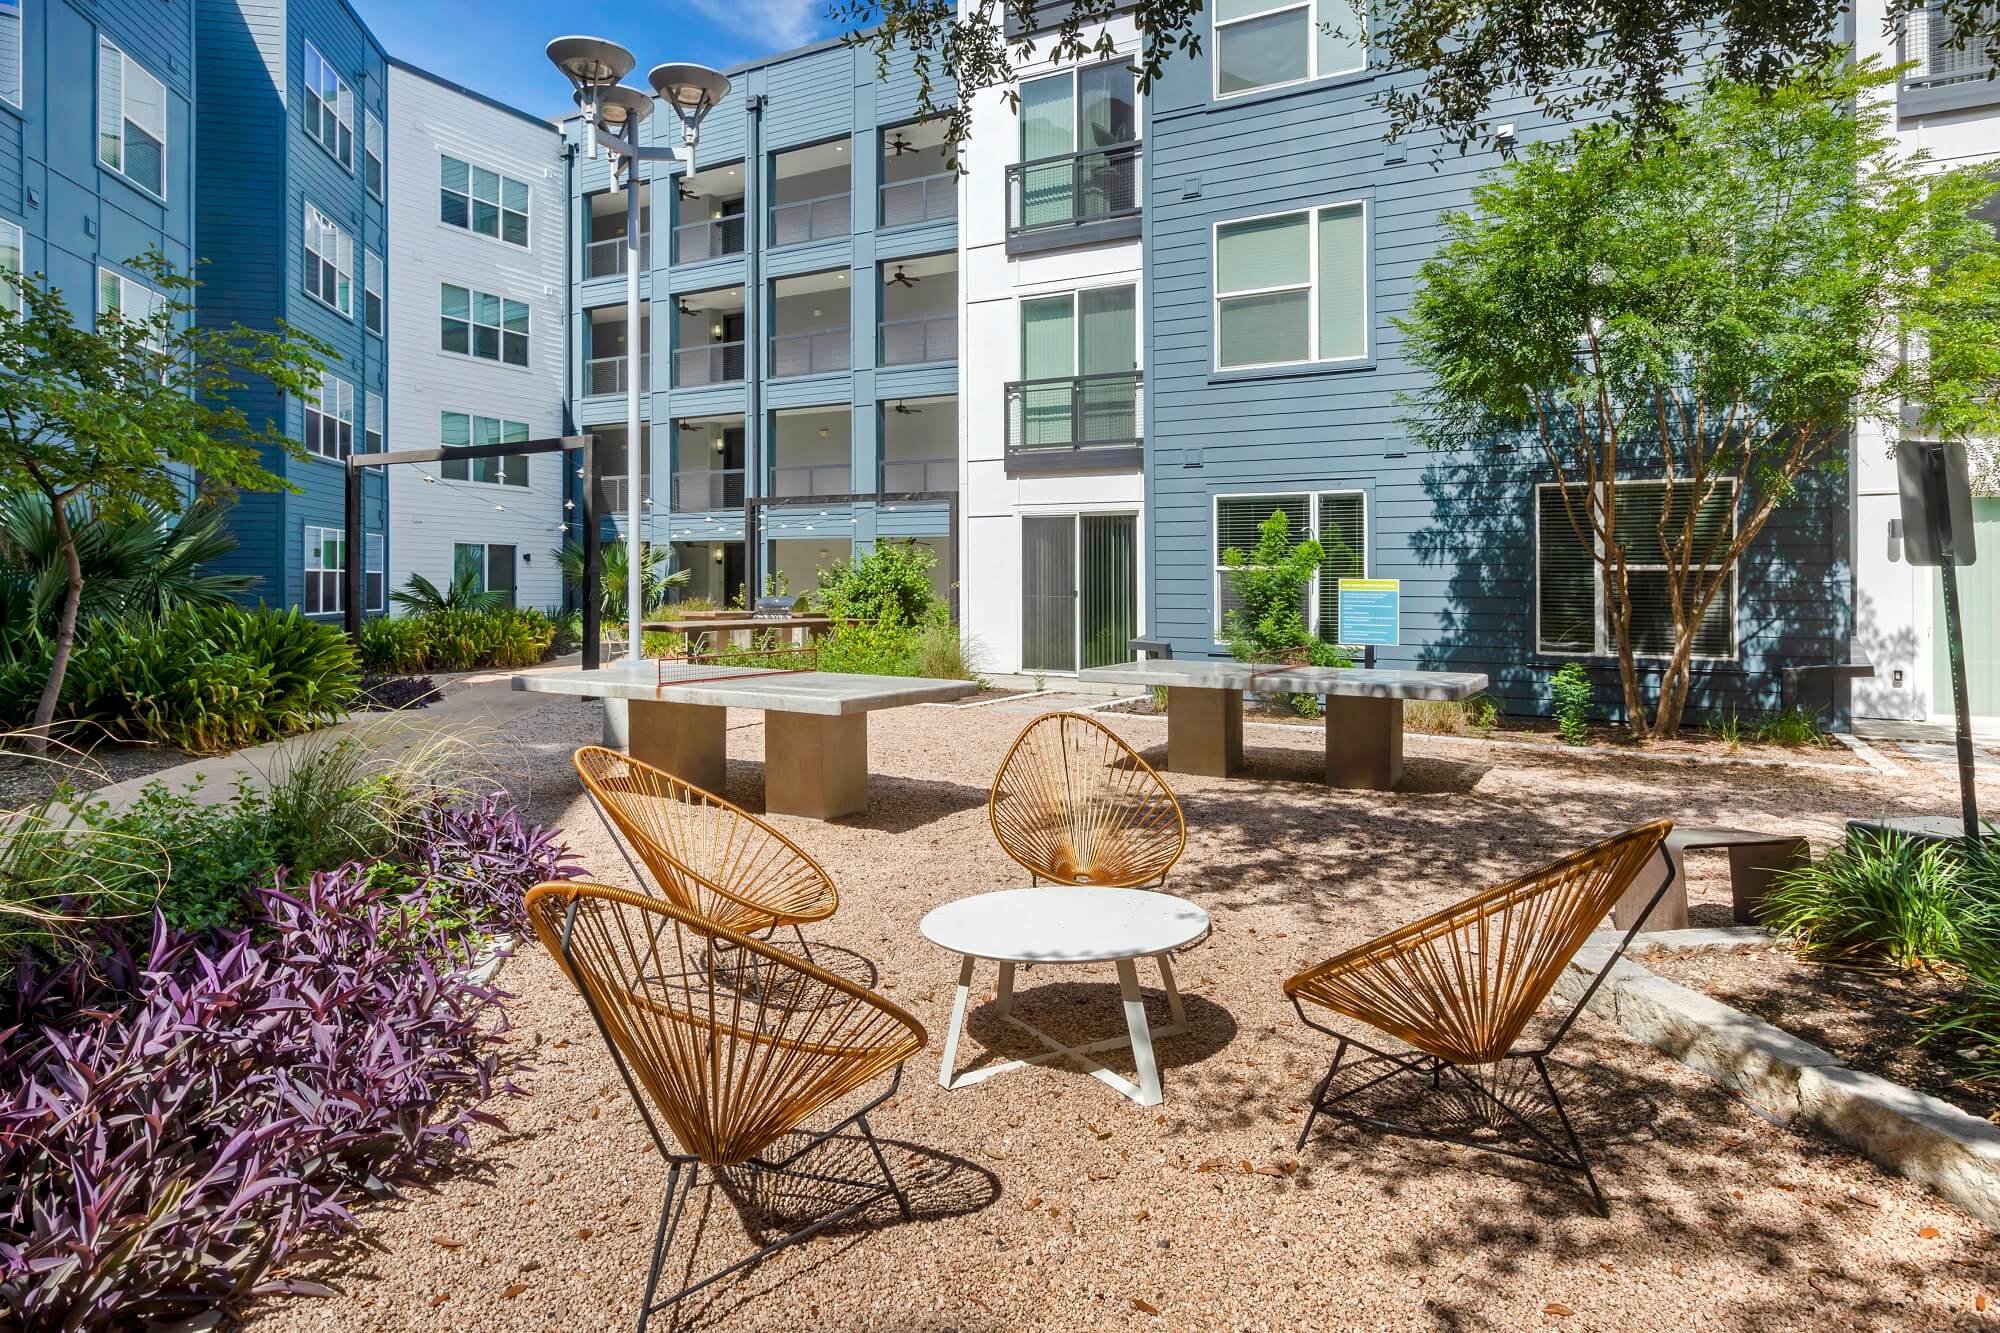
xmin=553 ymin=538 xmax=687 ymax=618
xmin=838 ymin=0 xmax=2000 ymax=158
xmin=1220 ymin=509 xmax=1348 ymax=713
xmin=0 ymin=252 xmax=327 ymax=751
xmin=1397 ymin=58 xmax=2000 ymax=739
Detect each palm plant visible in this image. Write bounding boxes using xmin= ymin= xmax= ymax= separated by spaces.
xmin=390 ymin=569 xmax=508 ymax=615
xmin=554 ymin=538 xmax=688 ymax=618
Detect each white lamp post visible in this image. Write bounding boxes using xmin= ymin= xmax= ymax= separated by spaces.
xmin=547 ymin=37 xmax=731 ymax=661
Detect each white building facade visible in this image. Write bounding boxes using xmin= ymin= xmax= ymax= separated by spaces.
xmin=958 ymin=3 xmax=1149 ymax=676
xmin=1851 ymin=0 xmax=2000 ymax=722
xmin=384 ymin=61 xmax=568 ymax=614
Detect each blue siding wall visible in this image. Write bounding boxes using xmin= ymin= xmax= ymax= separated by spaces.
xmin=1141 ymin=46 xmax=1853 ymax=720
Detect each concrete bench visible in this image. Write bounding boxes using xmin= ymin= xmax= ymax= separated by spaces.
xmin=1610 ymin=826 xmax=1811 ymax=932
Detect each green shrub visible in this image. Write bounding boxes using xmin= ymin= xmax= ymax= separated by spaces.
xmin=1765 ymin=830 xmax=2000 ymax=972
xmin=916 ymin=621 xmax=982 ymax=682
xmin=78 ymin=778 xmax=278 ymax=933
xmin=0 ymin=780 xmax=157 ymax=966
xmin=1550 ymin=663 xmax=1593 ymax=745
xmin=815 ymin=541 xmax=945 ymax=625
xmin=360 ymin=607 xmax=556 ymax=674
xmin=1217 ymin=509 xmax=1350 ymax=712
xmin=1751 ymin=705 xmax=1828 ymax=747
xmin=489 ymin=608 xmax=557 ymax=669
xmin=357 ymin=615 xmax=427 ymax=673
xmin=816 ymin=620 xmax=925 ymax=676
xmin=1707 ymin=708 xmax=1746 ymax=748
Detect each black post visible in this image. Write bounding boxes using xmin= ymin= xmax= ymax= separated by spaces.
xmin=744 ymin=498 xmax=761 ymax=609
xmin=581 ymin=435 xmax=602 ymax=671
xmin=343 ymin=462 xmax=363 ymax=639
xmin=1925 ymin=445 xmax=1981 ymax=842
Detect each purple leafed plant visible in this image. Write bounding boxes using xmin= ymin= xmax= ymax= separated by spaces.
xmin=414 ymin=794 xmax=584 ymax=931
xmin=0 ymin=865 xmax=518 ymax=1329
xmin=357 ymin=673 xmax=443 ymax=711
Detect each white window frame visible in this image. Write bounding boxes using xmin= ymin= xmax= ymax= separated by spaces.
xmin=439 ymin=410 xmax=531 ymax=487
xmin=303 ymin=524 xmax=345 ymax=615
xmin=438 ymin=153 xmax=531 ymax=249
xmin=0 ymin=0 xmax=23 ymax=110
xmin=1211 ymin=199 xmax=1369 ymax=372
xmin=98 ymin=37 xmax=168 ymax=198
xmin=363 ymin=248 xmax=383 ymax=335
xmin=1017 ymin=60 xmax=1143 ymax=156
xmin=364 ymin=388 xmax=384 ymax=456
xmin=1017 ymin=281 xmax=1144 ymax=375
xmin=1533 ymin=479 xmax=1741 ymax=662
xmin=364 ymin=530 xmax=385 ymax=613
xmin=452 ymin=541 xmax=518 ymax=607
xmin=303 ymin=202 xmax=353 ymax=318
xmin=1212 ymin=0 xmax=1367 ymax=100
xmin=364 ymin=109 xmax=384 ymax=199
xmin=304 ymin=370 xmax=354 ymax=462
xmin=0 ymin=218 xmax=20 ymax=316
xmin=303 ymin=40 xmax=353 ymax=172
xmin=1210 ymin=488 xmax=1369 ymax=642
xmin=97 ymin=265 xmax=165 ymax=344
xmin=439 ymin=283 xmax=530 ymax=367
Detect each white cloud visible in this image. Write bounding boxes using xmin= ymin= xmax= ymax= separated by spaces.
xmin=683 ymin=0 xmax=827 ymax=52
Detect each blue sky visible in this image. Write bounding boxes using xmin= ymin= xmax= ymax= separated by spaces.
xmin=350 ymin=0 xmax=845 ymax=121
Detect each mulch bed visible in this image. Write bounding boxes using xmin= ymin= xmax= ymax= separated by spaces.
xmin=0 ymin=737 xmax=200 ymax=810
xmin=1645 ymin=944 xmax=1997 ymax=1122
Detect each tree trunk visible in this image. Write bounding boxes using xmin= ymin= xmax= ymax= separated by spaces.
xmin=27 ymin=491 xmax=81 ymax=756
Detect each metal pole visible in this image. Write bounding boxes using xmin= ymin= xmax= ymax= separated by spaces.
xmin=581 ymin=436 xmax=602 ymax=671
xmin=1926 ymin=445 xmax=1981 ymax=842
xmin=624 ymin=157 xmax=644 ymax=660
xmin=343 ymin=462 xmax=363 ymax=639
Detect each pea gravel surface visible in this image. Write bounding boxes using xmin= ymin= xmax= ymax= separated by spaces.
xmin=241 ymin=692 xmax=2000 ymax=1332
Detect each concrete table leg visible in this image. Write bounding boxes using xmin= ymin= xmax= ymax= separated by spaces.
xmin=1166 ymin=687 xmax=1243 ymax=777
xmin=765 ymin=711 xmax=869 ymax=819
xmin=1324 ymin=695 xmax=1404 ymax=790
xmin=625 ymin=699 xmax=728 ymax=795
xmin=1610 ymin=846 xmax=1687 ymax=932
xmin=1728 ymin=839 xmax=1810 ymax=925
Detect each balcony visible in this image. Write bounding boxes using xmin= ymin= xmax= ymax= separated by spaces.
xmin=584 ymin=304 xmax=649 ymax=397
xmin=770 ymin=461 xmax=854 ymax=498
xmin=586 ymin=353 xmax=651 ymax=397
xmin=585 ymin=185 xmax=650 ymax=278
xmin=589 ymin=426 xmax=651 ymax=517
xmin=880 ymin=118 xmax=956 ymax=228
xmin=880 ymin=314 xmax=957 ymax=366
xmin=1005 ymin=142 xmax=1143 ymax=253
xmin=1899 ymin=3 xmax=2000 ymax=115
xmin=771 ymin=406 xmax=851 ymax=498
xmin=673 ymin=287 xmax=746 ymax=388
xmin=675 ymin=216 xmax=746 ymax=264
xmin=880 ymin=454 xmax=954 ymax=492
xmin=670 ymin=467 xmax=745 ymax=510
xmin=771 ymin=270 xmax=851 ymax=378
xmin=675 ymin=161 xmax=747 ymax=264
xmin=772 ymin=140 xmax=852 ymax=248
xmin=879 ymin=254 xmax=958 ymax=367
xmin=1004 ymin=370 xmax=1143 ymax=473
xmin=673 ymin=342 xmax=746 ymax=387
xmin=881 ymin=394 xmax=956 ymax=494
xmin=586 ymin=232 xmax=652 ymax=279
xmin=596 ymin=474 xmax=654 ymax=515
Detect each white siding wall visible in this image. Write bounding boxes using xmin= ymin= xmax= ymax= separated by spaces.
xmin=958 ymin=11 xmax=1147 ymax=674
xmin=385 ymin=65 xmax=566 ymax=614
xmin=1850 ymin=0 xmax=2000 ymax=720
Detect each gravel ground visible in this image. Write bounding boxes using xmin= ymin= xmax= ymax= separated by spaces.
xmin=0 ymin=734 xmax=200 ymax=809
xmin=242 ymin=695 xmax=2000 ymax=1332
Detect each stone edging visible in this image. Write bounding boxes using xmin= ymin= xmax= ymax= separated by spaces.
xmin=466 ymin=932 xmax=516 ymax=986
xmin=1554 ymin=926 xmax=2000 ymax=1227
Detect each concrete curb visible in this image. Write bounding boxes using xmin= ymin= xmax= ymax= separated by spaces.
xmin=1557 ymin=926 xmax=2000 ymax=1226
xmin=466 ymin=932 xmax=516 ymax=987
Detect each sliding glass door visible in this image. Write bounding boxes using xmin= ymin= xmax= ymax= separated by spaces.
xmin=1020 ymin=512 xmax=1138 ymax=674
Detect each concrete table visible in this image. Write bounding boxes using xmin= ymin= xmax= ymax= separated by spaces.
xmin=512 ymin=662 xmax=976 ymax=819
xmin=920 ymin=887 xmax=1210 ymax=1107
xmin=1077 ymin=659 xmax=1490 ymax=790
xmin=1609 ymin=826 xmax=1812 ymax=932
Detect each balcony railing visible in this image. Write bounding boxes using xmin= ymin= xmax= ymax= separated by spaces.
xmin=585 ymin=353 xmax=651 ymax=397
xmin=1006 ymin=370 xmax=1142 ymax=454
xmin=880 ymin=312 xmax=957 ymax=366
xmin=771 ymin=327 xmax=851 ymax=378
xmin=674 ymin=214 xmax=746 ymax=264
xmin=880 ymin=455 xmax=955 ymax=492
xmin=770 ymin=462 xmax=853 ymax=498
xmin=1006 ymin=142 xmax=1142 ymax=236
xmin=880 ymin=171 xmax=956 ymax=228
xmin=670 ymin=467 xmax=745 ymax=511
xmin=596 ymin=475 xmax=654 ymax=514
xmin=771 ymin=189 xmax=851 ymax=247
xmin=585 ymin=232 xmax=652 ymax=278
xmin=673 ymin=340 xmax=746 ymax=387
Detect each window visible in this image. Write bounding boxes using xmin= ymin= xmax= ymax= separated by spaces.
xmin=304 ymin=41 xmax=352 ymax=170
xmin=1535 ymin=480 xmax=1738 ymax=660
xmin=365 ymin=389 xmax=383 ymax=456
xmin=1018 ymin=285 xmax=1139 ymax=444
xmin=97 ymin=266 xmax=164 ymax=339
xmin=0 ymin=0 xmax=21 ymax=108
xmin=364 ymin=531 xmax=385 ymax=613
xmin=440 ymin=411 xmax=529 ymax=486
xmin=1017 ymin=62 xmax=1140 ymax=229
xmin=440 ymin=285 xmax=529 ymax=366
xmin=304 ymin=371 xmax=354 ymax=461
xmin=98 ymin=38 xmax=167 ymax=196
xmin=304 ymin=203 xmax=353 ymax=317
xmin=1212 ymin=491 xmax=1367 ymax=641
xmin=439 ymin=155 xmax=529 ymax=247
xmin=1213 ymin=201 xmax=1366 ymax=370
xmin=303 ymin=525 xmax=344 ymax=615
xmin=364 ymin=110 xmax=384 ymax=198
xmin=0 ymin=219 xmax=23 ymax=316
xmin=453 ymin=543 xmax=517 ymax=608
xmin=1214 ymin=0 xmax=1365 ymax=97
xmin=364 ymin=249 xmax=383 ymax=334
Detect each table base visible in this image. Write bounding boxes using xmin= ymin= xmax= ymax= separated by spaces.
xmin=937 ymin=954 xmax=1187 ymax=1107
xmin=1161 ymin=685 xmax=1408 ymax=790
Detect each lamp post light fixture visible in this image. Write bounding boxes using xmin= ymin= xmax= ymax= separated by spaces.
xmin=546 ymin=36 xmax=731 ymax=662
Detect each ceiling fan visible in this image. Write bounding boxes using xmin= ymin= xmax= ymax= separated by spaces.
xmin=885 ymin=266 xmax=920 ymax=288
xmin=677 ymin=421 xmax=706 ymax=432
xmin=676 ymin=300 xmax=695 ymax=316
xmin=891 ymin=402 xmax=923 ymax=415
xmin=676 ymin=182 xmax=697 ymax=200
xmin=886 ymin=134 xmax=915 ymax=155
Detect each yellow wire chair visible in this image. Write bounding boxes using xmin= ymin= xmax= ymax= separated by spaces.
xmin=574 ymin=745 xmax=839 ymax=954
xmin=526 ymin=880 xmax=926 ymax=1327
xmin=1284 ymin=821 xmax=1674 ymax=1215
xmin=988 ymin=712 xmax=1188 ymax=887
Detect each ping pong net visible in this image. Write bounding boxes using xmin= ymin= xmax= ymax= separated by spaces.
xmin=649 ymin=636 xmax=820 ymax=688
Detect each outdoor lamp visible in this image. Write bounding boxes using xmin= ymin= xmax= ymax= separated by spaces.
xmin=649 ymin=63 xmax=732 ymax=152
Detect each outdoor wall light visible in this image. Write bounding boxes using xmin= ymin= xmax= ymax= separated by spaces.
xmin=713 ymin=548 xmax=724 ymax=561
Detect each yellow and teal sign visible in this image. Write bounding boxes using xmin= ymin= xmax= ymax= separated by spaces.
xmin=1337 ymin=578 xmax=1400 ymax=647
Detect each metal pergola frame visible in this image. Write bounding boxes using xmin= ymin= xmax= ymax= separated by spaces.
xmin=342 ymin=434 xmax=607 ymax=669
xmin=742 ymin=490 xmax=961 ymax=622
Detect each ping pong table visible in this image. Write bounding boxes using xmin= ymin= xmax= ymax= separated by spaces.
xmin=513 ymin=661 xmax=977 ymax=819
xmin=1077 ymin=659 xmax=1490 ymax=791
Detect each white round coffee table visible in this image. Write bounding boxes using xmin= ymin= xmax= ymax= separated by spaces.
xmin=919 ymin=887 xmax=1210 ymax=1107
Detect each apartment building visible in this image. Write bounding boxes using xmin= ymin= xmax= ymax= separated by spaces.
xmin=959 ymin=2 xmax=1146 ymax=676
xmin=382 ymin=60 xmax=565 ymax=613
xmin=194 ymin=0 xmax=389 ymax=619
xmin=566 ymin=36 xmax=959 ymax=612
xmin=1851 ymin=0 xmax=2000 ymax=723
